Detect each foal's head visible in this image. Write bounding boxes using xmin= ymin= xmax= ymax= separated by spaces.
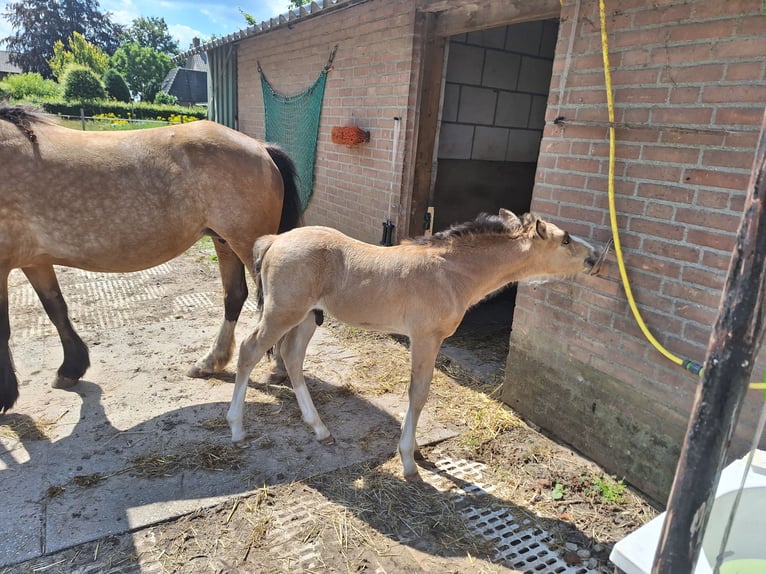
xmin=500 ymin=209 xmax=599 ymax=279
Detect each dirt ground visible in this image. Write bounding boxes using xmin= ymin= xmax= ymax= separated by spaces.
xmin=0 ymin=240 xmax=658 ymax=574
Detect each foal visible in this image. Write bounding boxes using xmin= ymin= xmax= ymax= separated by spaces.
xmin=228 ymin=209 xmax=599 ymax=481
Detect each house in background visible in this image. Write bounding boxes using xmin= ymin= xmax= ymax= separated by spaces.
xmin=161 ymin=43 xmax=208 ymax=106
xmin=0 ymin=51 xmax=22 ymax=80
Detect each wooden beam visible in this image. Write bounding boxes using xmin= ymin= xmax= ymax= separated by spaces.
xmin=422 ymin=0 xmax=561 ymax=37
xmin=409 ymin=12 xmax=445 ymax=237
xmin=652 ymin=107 xmax=766 ymax=572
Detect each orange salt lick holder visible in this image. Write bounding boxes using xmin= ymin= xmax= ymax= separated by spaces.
xmin=331 ymin=126 xmax=370 ymax=145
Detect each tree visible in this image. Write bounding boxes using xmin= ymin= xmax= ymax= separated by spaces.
xmin=2 ymin=0 xmax=124 ymax=78
xmin=49 ymin=31 xmax=110 ymax=79
xmin=110 ymin=42 xmax=172 ymax=101
xmin=103 ymin=69 xmax=131 ymax=102
xmin=288 ymin=0 xmax=311 ymax=8
xmin=123 ymin=16 xmax=179 ymax=55
xmin=61 ymin=64 xmax=106 ymax=101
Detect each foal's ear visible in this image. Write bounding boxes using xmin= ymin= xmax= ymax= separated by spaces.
xmin=499 ymin=209 xmax=520 ymax=226
xmin=535 ymin=219 xmax=548 ymax=239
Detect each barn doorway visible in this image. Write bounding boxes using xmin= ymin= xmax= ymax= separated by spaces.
xmin=431 ymin=19 xmax=560 ymax=372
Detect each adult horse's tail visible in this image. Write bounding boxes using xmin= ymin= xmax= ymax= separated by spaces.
xmin=265 ymin=144 xmax=303 ymax=233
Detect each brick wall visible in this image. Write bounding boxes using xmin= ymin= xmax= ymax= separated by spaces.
xmin=503 ymin=0 xmax=766 ymax=503
xmin=236 ymin=0 xmax=421 ymax=244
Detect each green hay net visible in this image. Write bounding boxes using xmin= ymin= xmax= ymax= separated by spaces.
xmin=260 ymin=60 xmax=331 ymax=211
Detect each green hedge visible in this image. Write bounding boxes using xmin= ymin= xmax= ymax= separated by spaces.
xmin=39 ymin=100 xmax=207 ymax=121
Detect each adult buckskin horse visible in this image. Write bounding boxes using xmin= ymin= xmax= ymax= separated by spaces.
xmin=228 ymin=210 xmax=599 ymax=481
xmin=0 ymin=104 xmax=302 ymax=412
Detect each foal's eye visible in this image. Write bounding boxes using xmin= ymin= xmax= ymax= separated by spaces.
xmin=562 ymin=235 xmax=570 ymax=245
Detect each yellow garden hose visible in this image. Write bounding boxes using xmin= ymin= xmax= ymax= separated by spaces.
xmin=597 ymin=0 xmax=704 ymax=376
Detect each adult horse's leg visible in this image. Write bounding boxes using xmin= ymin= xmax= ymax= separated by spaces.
xmin=187 ymin=238 xmax=247 ymax=377
xmin=278 ymin=315 xmax=333 ymax=444
xmin=22 ymin=265 xmax=89 ymax=389
xmin=0 ymin=268 xmax=19 ymax=412
xmin=399 ymin=335 xmax=443 ymax=482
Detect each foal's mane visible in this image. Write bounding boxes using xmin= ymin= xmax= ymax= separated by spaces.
xmin=405 ymin=212 xmax=532 ymax=245
xmin=0 ymin=102 xmax=52 ymax=142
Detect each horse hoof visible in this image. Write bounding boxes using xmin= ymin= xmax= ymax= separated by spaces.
xmin=52 ymin=375 xmax=79 ymax=389
xmin=404 ymin=471 xmax=423 ymax=483
xmin=319 ymin=435 xmax=336 ymax=446
xmin=186 ymin=364 xmax=212 ymax=378
xmin=266 ymin=372 xmax=290 ymax=386
xmin=233 ymin=439 xmax=250 ymax=449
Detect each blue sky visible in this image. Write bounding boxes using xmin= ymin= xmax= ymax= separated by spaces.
xmin=1 ymin=0 xmax=292 ymax=52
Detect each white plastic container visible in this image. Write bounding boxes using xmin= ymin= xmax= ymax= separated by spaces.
xmin=610 ymin=450 xmax=766 ymax=574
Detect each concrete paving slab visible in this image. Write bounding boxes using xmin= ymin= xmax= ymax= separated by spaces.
xmin=0 ymin=252 xmax=458 ymax=569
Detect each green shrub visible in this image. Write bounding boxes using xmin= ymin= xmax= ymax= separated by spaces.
xmin=103 ymin=69 xmax=132 ymax=102
xmin=62 ymin=64 xmax=106 ymax=102
xmin=40 ymin=100 xmax=207 ymax=122
xmin=153 ymin=90 xmax=177 ymax=105
xmin=0 ymin=72 xmax=60 ymax=101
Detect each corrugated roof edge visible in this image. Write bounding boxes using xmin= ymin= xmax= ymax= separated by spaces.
xmin=172 ymin=0 xmax=368 ymax=63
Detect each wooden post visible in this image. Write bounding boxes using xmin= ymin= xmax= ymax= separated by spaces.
xmin=652 ymin=108 xmax=766 ymax=571
xmin=80 ymin=107 xmax=85 ymax=131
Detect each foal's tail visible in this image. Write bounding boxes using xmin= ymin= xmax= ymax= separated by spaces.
xmin=265 ymin=144 xmax=303 ymax=233
xmin=252 ymin=235 xmax=277 ymax=310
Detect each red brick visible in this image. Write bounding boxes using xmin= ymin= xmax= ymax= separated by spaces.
xmin=675 ymin=207 xmax=741 ymax=233
xmin=687 ymin=229 xmax=736 ymax=252
xmin=614 ymin=87 xmax=670 ymax=104
xmin=628 ymin=253 xmax=681 ymax=281
xmin=668 ymin=87 xmax=702 ymax=104
xmin=726 ymin=61 xmax=764 ymax=82
xmin=675 ymin=303 xmax=718 ymax=328
xmin=682 ymin=168 xmax=751 ymax=192
xmin=625 ymin=163 xmax=684 ymax=183
xmin=642 ymin=239 xmax=701 ymax=263
xmin=703 ymin=84 xmax=766 ymax=104
xmin=681 ymin=267 xmax=726 ymax=291
xmin=667 ymin=20 xmax=737 ymax=43
xmin=660 ymin=64 xmax=725 ymax=84
xmin=629 ymin=217 xmax=685 ymax=241
xmin=702 ymin=149 xmax=758 ymax=170
xmin=642 ymin=145 xmax=701 ymax=165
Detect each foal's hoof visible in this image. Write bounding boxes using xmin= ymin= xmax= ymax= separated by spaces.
xmin=233 ymin=438 xmax=250 ymax=449
xmin=319 ymin=435 xmax=336 ymax=446
xmin=52 ymin=375 xmax=79 ymax=389
xmin=404 ymin=471 xmax=423 ymax=483
xmin=186 ymin=364 xmax=212 ymax=378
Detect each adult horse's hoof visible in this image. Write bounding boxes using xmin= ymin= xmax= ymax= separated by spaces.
xmin=265 ymin=372 xmax=290 ymax=386
xmin=319 ymin=435 xmax=336 ymax=446
xmin=52 ymin=375 xmax=79 ymax=389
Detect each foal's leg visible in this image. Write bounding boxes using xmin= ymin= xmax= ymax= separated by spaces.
xmin=399 ymin=336 xmax=443 ymax=482
xmin=188 ymin=239 xmax=247 ymax=377
xmin=279 ymin=315 xmax=333 ymax=444
xmin=227 ymin=319 xmax=291 ymax=445
xmin=0 ymin=268 xmax=19 ymax=412
xmin=22 ymin=266 xmax=89 ymax=389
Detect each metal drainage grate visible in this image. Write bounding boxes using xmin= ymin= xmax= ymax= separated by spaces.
xmin=425 ymin=457 xmax=596 ymax=574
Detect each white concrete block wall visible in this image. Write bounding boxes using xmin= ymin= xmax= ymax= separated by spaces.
xmin=438 ymin=20 xmax=558 ymax=162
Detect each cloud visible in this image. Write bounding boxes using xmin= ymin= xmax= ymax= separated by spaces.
xmin=169 ymin=23 xmax=206 ymax=50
